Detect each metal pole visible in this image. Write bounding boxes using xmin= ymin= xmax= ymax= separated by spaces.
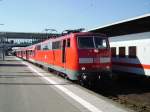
xmin=2 ymin=36 xmax=5 ymax=61
xmin=0 ymin=24 xmax=5 ymax=60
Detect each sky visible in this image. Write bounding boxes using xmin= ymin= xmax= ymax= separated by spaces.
xmin=0 ymin=0 xmax=150 ymax=33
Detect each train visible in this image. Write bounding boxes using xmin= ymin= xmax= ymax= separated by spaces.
xmin=110 ymin=31 xmax=150 ymax=77
xmin=16 ymin=31 xmax=112 ymax=86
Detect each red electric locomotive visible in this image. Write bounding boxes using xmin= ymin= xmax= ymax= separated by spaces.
xmin=16 ymin=31 xmax=112 ymax=85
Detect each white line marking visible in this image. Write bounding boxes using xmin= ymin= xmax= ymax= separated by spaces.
xmin=20 ymin=59 xmax=103 ymax=112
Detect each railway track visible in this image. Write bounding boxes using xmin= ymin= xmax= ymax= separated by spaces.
xmin=92 ymin=75 xmax=150 ymax=112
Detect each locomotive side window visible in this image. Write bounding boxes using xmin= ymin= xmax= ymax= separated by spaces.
xmin=41 ymin=41 xmax=52 ymax=50
xmin=41 ymin=43 xmax=49 ymax=50
xmin=67 ymin=39 xmax=70 ymax=47
xmin=78 ymin=37 xmax=94 ymax=48
xmin=119 ymin=47 xmax=125 ymax=57
xmin=111 ymin=47 xmax=116 ymax=57
xmin=129 ymin=46 xmax=136 ymax=58
xmin=43 ymin=45 xmax=49 ymax=50
xmin=52 ymin=41 xmax=61 ymax=49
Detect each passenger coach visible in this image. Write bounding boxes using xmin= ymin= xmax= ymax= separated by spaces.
xmin=89 ymin=14 xmax=150 ymax=78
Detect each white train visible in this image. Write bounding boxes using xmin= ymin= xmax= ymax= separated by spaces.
xmin=110 ymin=31 xmax=150 ymax=77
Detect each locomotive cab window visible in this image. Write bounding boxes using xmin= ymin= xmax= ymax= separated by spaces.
xmin=94 ymin=37 xmax=107 ymax=49
xmin=119 ymin=47 xmax=125 ymax=57
xmin=78 ymin=36 xmax=108 ymax=49
xmin=129 ymin=46 xmax=136 ymax=58
xmin=78 ymin=37 xmax=94 ymax=48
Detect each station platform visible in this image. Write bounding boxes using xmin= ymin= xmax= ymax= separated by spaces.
xmin=0 ymin=56 xmax=132 ymax=112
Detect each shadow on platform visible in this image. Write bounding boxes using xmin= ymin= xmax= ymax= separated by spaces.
xmin=0 ymin=64 xmax=27 ymax=67
xmin=0 ymin=82 xmax=73 ymax=86
xmin=0 ymin=74 xmax=55 ymax=78
xmin=0 ymin=60 xmax=22 ymax=62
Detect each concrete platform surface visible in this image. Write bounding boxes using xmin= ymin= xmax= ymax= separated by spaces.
xmin=0 ymin=56 xmax=132 ymax=112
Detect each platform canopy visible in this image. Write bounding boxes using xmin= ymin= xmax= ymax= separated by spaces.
xmin=89 ymin=13 xmax=150 ymax=37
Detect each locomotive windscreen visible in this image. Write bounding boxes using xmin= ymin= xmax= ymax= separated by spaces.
xmin=78 ymin=37 xmax=94 ymax=48
xmin=78 ymin=36 xmax=108 ymax=49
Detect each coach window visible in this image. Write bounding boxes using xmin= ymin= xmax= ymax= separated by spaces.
xmin=29 ymin=51 xmax=31 ymax=55
xmin=37 ymin=45 xmax=41 ymax=50
xmin=111 ymin=47 xmax=116 ymax=57
xmin=129 ymin=46 xmax=136 ymax=58
xmin=29 ymin=51 xmax=31 ymax=56
xmin=31 ymin=51 xmax=33 ymax=56
xmin=67 ymin=39 xmax=70 ymax=47
xmin=119 ymin=47 xmax=125 ymax=57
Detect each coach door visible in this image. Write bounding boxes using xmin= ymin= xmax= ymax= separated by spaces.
xmin=62 ymin=40 xmax=66 ymax=66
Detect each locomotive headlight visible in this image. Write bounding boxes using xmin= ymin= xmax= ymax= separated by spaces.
xmin=81 ymin=67 xmax=86 ymax=71
xmin=94 ymin=49 xmax=99 ymax=53
xmin=106 ymin=66 xmax=110 ymax=70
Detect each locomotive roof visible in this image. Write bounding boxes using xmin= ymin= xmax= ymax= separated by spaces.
xmin=89 ymin=13 xmax=150 ymax=37
xmin=21 ymin=32 xmax=108 ymax=50
xmin=36 ymin=32 xmax=107 ymax=44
